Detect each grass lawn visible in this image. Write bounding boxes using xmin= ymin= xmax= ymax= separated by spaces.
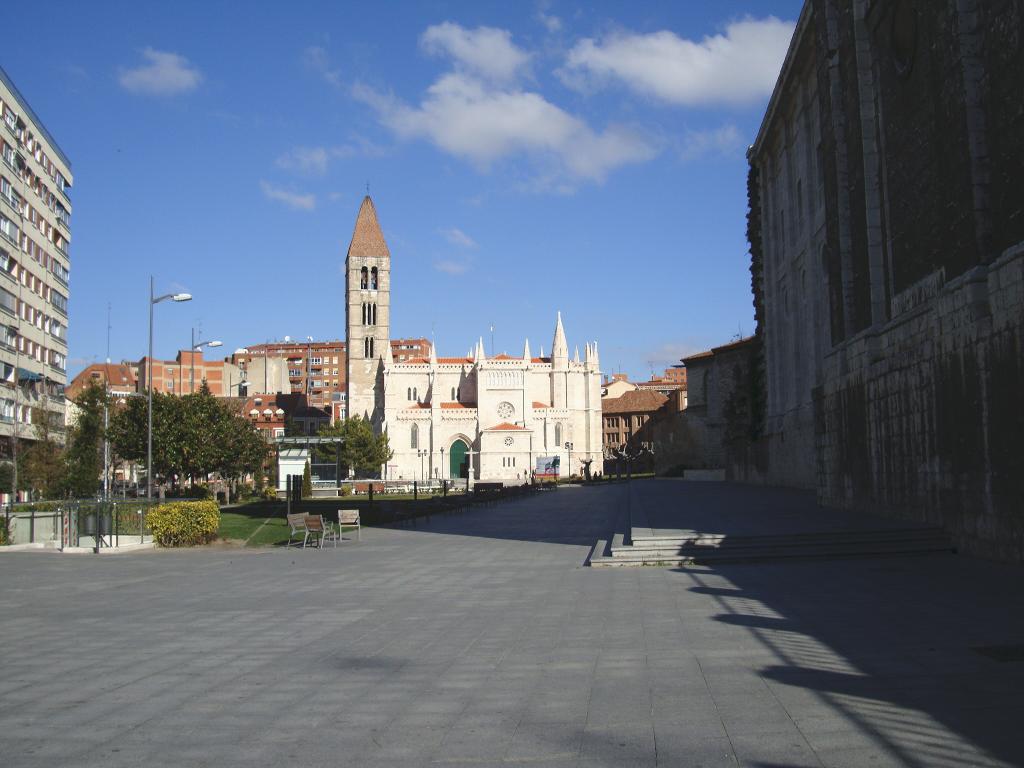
xmin=217 ymin=495 xmax=445 ymax=547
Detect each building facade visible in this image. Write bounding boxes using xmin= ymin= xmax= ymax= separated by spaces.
xmin=747 ymin=0 xmax=1024 ymax=559
xmin=138 ymin=351 xmax=232 ymax=397
xmin=601 ymin=389 xmax=667 ymax=457
xmin=344 ymin=196 xmax=604 ymax=482
xmin=232 ymin=337 xmax=430 ymax=410
xmin=0 ymin=66 xmax=72 ymax=482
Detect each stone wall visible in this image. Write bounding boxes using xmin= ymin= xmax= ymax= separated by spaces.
xmin=747 ymin=0 xmax=1024 ymax=560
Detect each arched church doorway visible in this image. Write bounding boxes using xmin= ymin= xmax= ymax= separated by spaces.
xmin=450 ymin=439 xmax=469 ymax=479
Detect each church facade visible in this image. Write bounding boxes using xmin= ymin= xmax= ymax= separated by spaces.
xmin=345 ymin=196 xmax=603 ymax=483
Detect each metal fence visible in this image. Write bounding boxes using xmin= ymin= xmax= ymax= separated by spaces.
xmin=3 ymin=499 xmax=158 ymax=549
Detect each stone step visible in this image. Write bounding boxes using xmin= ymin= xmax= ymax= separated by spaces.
xmin=620 ymin=527 xmax=949 ymax=556
xmin=626 ymin=528 xmax=946 ymax=548
xmin=593 ymin=534 xmax=954 ymax=567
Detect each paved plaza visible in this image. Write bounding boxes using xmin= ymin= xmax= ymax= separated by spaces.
xmin=2 ymin=480 xmax=1023 ymax=767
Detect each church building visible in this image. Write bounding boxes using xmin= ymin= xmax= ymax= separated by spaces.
xmin=345 ymin=196 xmax=603 ymax=483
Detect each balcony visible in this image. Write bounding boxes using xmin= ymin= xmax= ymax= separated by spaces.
xmin=0 ymin=192 xmax=20 ymax=216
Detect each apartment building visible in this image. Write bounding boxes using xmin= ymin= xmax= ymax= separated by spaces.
xmin=232 ymin=337 xmax=429 ymax=410
xmin=138 ymin=350 xmax=233 ymax=396
xmin=0 ymin=66 xmax=72 ymax=472
xmin=66 ymin=363 xmax=137 ymax=402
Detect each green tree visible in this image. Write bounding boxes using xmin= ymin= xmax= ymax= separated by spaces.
xmin=323 ymin=416 xmax=391 ymax=479
xmin=302 ymin=459 xmax=312 ymax=497
xmin=64 ymin=380 xmax=108 ymax=497
xmin=109 ymin=392 xmax=187 ymax=489
xmin=22 ymin=409 xmax=65 ymax=498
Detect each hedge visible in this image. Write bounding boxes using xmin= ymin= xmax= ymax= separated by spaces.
xmin=148 ymin=500 xmax=220 ymax=547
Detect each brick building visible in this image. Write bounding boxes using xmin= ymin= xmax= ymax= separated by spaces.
xmin=746 ymin=0 xmax=1024 ymax=560
xmin=232 ymin=337 xmax=429 ymax=411
xmin=66 ymin=362 xmax=136 ymax=402
xmin=601 ymin=389 xmax=668 ymax=459
xmin=138 ymin=350 xmax=230 ymax=397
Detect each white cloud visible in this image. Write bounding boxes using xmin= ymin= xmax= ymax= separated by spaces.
xmin=434 ymin=259 xmax=470 ymax=275
xmin=354 ymin=72 xmax=654 ymax=184
xmin=275 ymin=137 xmax=386 ymax=176
xmin=563 ymin=17 xmax=795 ymax=106
xmin=537 ymin=12 xmax=562 ymax=33
xmin=303 ymin=46 xmax=342 ymax=87
xmin=421 ymin=22 xmax=530 ymax=82
xmin=679 ymin=124 xmax=744 ymax=161
xmin=118 ymin=48 xmax=203 ymax=95
xmin=276 ymin=146 xmax=331 ymax=175
xmin=439 ymin=227 xmax=477 ymax=248
xmin=259 ymin=180 xmax=316 ymax=211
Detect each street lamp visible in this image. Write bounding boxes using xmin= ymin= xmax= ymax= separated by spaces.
xmin=417 ymin=449 xmax=427 ymax=482
xmin=148 ymin=276 xmax=191 ymax=501
xmin=190 ymin=328 xmax=222 ymax=394
xmin=565 ymin=441 xmax=573 ymax=480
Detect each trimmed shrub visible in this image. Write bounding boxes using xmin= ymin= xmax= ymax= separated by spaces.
xmin=148 ymin=500 xmax=220 ymax=547
xmin=261 ymin=486 xmax=278 ymax=501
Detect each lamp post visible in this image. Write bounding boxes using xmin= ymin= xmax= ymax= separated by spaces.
xmin=148 ymin=277 xmax=191 ymax=501
xmin=565 ymin=441 xmax=573 ymax=480
xmin=190 ymin=329 xmax=222 ymax=394
xmin=417 ymin=449 xmax=427 ymax=482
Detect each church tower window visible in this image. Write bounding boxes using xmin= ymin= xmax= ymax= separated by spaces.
xmin=370 ymin=267 xmax=378 ymax=289
xmin=411 ymin=423 xmax=419 ymax=449
xmin=360 ymin=266 xmax=368 ymax=289
xmin=364 ymin=337 xmax=374 ymax=358
xmin=555 ymin=423 xmax=562 ymax=446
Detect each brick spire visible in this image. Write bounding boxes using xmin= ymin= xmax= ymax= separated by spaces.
xmin=346 ymin=195 xmax=390 ymax=258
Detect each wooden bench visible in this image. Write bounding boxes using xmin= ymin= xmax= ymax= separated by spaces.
xmin=303 ymin=514 xmax=338 ymax=549
xmin=338 ymin=509 xmax=361 ymax=541
xmin=286 ymin=513 xmax=308 ymax=547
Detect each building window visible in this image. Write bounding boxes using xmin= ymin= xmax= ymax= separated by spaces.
xmin=407 ymin=387 xmax=412 ymax=400
xmin=370 ymin=267 xmax=378 ymax=289
xmin=554 ymin=423 xmax=562 ymax=446
xmin=451 ymin=387 xmax=455 ymax=400
xmin=364 ymin=336 xmax=374 ymax=358
xmin=413 ymin=387 xmax=418 ymax=401
xmin=360 ymin=266 xmax=368 ymax=289
xmin=411 ymin=423 xmax=419 ymax=449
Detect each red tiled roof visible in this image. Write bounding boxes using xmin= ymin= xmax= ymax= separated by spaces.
xmin=347 ymin=196 xmax=390 ymax=258
xmin=531 ymin=357 xmax=550 ymax=363
xmin=532 ymin=401 xmax=550 ymax=409
xmin=440 ymin=402 xmax=475 ymax=409
xmin=488 ymin=422 xmax=525 ymax=431
xmin=400 ymin=356 xmax=472 ymax=366
xmin=602 ymin=389 xmax=668 ymax=415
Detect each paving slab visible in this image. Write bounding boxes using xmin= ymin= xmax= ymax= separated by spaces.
xmin=1 ymin=481 xmax=1022 ymax=767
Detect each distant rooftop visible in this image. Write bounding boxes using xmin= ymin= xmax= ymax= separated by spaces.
xmin=0 ymin=64 xmax=72 ymax=170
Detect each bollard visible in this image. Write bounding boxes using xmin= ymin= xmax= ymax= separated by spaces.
xmin=30 ymin=508 xmax=35 ymax=543
xmin=443 ymin=480 xmax=447 ymax=497
xmin=368 ymin=483 xmax=374 ymax=507
xmin=413 ymin=481 xmax=417 ymax=501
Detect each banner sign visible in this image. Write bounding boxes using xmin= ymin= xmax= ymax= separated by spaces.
xmin=535 ymin=455 xmax=560 ymax=478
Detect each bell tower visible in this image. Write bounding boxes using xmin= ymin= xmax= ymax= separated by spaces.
xmin=345 ymin=195 xmax=391 ymax=425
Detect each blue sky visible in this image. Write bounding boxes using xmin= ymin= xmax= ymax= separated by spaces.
xmin=3 ymin=0 xmax=801 ymax=381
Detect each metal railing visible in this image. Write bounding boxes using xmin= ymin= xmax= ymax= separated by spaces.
xmin=3 ymin=499 xmax=158 ymax=550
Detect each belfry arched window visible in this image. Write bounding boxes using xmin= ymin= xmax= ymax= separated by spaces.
xmin=370 ymin=267 xmax=378 ymax=289
xmin=411 ymin=423 xmax=419 ymax=449
xmin=360 ymin=266 xmax=368 ymax=289
xmin=371 ymin=303 xmax=377 ymax=325
xmin=407 ymin=387 xmax=412 ymax=401
xmin=364 ymin=337 xmax=374 ymax=359
xmin=554 ymin=423 xmax=562 ymax=446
